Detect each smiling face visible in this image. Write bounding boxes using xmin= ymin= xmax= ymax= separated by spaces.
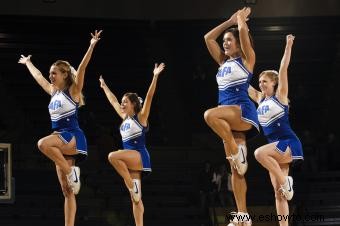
xmin=120 ymin=95 xmax=135 ymax=116
xmin=259 ymin=71 xmax=278 ymax=96
xmin=121 ymin=93 xmax=142 ymax=117
xmin=49 ymin=65 xmax=67 ymax=89
xmin=223 ymin=30 xmax=241 ymax=58
xmin=49 ymin=60 xmax=73 ymax=90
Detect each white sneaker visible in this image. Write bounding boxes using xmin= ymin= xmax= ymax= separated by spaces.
xmin=279 ymin=176 xmax=294 ymax=201
xmin=229 ymin=145 xmax=248 ymax=176
xmin=129 ymin=179 xmax=141 ymax=203
xmin=67 ymin=166 xmax=81 ymax=195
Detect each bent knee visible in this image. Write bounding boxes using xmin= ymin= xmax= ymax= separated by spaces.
xmin=108 ymin=151 xmax=119 ymax=163
xmin=37 ymin=139 xmax=47 ymax=152
xmin=204 ymin=109 xmax=215 ymax=123
xmin=254 ymin=148 xmax=265 ymax=161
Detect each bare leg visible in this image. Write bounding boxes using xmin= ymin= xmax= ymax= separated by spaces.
xmin=204 ymin=106 xmax=253 ymax=224
xmin=133 ymin=200 xmax=144 ymax=226
xmin=255 ymin=142 xmax=292 ymax=226
xmin=56 ymin=158 xmax=77 ymax=226
xmin=269 ymin=166 xmax=290 ymax=226
xmin=231 ymin=168 xmax=247 ymax=212
xmin=131 ymin=171 xmax=144 ymax=226
xmin=254 ymin=142 xmax=292 ymax=185
xmin=108 ymin=149 xmax=142 ymax=189
xmin=204 ymin=106 xmax=252 ymax=155
xmin=37 ymin=134 xmax=78 ymax=174
xmin=206 ymin=115 xmax=238 ymax=155
xmin=225 ymin=138 xmax=247 ymax=213
xmin=110 ymin=159 xmax=133 ymax=188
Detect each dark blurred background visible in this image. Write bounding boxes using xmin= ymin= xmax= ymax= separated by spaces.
xmin=0 ymin=0 xmax=340 ymax=225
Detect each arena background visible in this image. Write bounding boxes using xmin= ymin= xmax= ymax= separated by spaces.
xmin=1 ymin=0 xmax=340 ymax=225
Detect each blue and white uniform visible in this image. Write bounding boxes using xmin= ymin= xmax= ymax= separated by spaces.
xmin=48 ymin=89 xmax=87 ymax=162
xmin=120 ymin=115 xmax=151 ymax=173
xmin=257 ymin=96 xmax=303 ymax=160
xmin=216 ymin=57 xmax=260 ymax=138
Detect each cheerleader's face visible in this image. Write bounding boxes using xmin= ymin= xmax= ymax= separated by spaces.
xmin=121 ymin=96 xmax=134 ymax=115
xmin=223 ymin=32 xmax=240 ymax=58
xmin=259 ymin=74 xmax=276 ymax=95
xmin=49 ymin=65 xmax=67 ymax=89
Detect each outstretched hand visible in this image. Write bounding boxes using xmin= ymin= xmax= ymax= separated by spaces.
xmin=18 ymin=54 xmax=32 ymax=65
xmin=237 ymin=7 xmax=251 ymax=22
xmin=90 ymin=30 xmax=103 ymax=46
xmin=99 ymin=75 xmax=106 ymax=88
xmin=229 ymin=7 xmax=250 ymax=24
xmin=286 ymin=34 xmax=295 ymax=46
xmin=153 ymin=63 xmax=165 ymax=76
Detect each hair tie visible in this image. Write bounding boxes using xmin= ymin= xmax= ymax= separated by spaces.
xmin=138 ymin=97 xmax=143 ymax=105
xmin=70 ymin=66 xmax=77 ymax=77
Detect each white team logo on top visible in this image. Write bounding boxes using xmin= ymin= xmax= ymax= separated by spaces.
xmin=216 ymin=58 xmax=249 ymax=90
xmin=257 ymin=97 xmax=285 ymax=127
xmin=49 ymin=91 xmax=76 ymax=122
xmin=120 ymin=117 xmax=143 ymax=142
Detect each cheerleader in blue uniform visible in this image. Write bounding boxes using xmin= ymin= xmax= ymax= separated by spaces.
xmin=248 ymin=34 xmax=303 ymax=226
xmin=99 ymin=63 xmax=165 ymax=226
xmin=18 ymin=30 xmax=102 ymax=226
xmin=204 ymin=7 xmax=259 ymax=225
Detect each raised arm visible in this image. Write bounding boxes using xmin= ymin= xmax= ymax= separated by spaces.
xmin=248 ymin=85 xmax=262 ymax=104
xmin=71 ymin=30 xmax=102 ymax=96
xmin=18 ymin=55 xmax=52 ymax=95
xmin=237 ymin=7 xmax=255 ymax=72
xmin=204 ymin=11 xmax=238 ymax=65
xmin=138 ymin=63 xmax=165 ymax=126
xmin=99 ymin=75 xmax=124 ymax=119
xmin=276 ymin=34 xmax=295 ymax=105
